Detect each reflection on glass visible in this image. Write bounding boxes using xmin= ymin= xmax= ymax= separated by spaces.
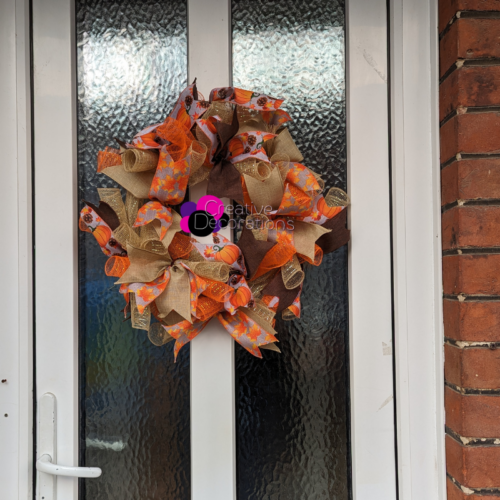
xmin=232 ymin=0 xmax=350 ymax=498
xmin=77 ymin=1 xmax=190 ymax=498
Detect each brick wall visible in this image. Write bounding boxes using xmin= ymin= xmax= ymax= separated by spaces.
xmin=440 ymin=1 xmax=500 ymax=498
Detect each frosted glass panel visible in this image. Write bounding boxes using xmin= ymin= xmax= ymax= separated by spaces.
xmin=232 ymin=0 xmax=350 ymax=498
xmin=76 ymin=1 xmax=190 ymax=498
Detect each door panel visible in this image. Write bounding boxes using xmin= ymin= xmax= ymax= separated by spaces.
xmin=34 ymin=0 xmax=396 ymax=498
xmin=232 ymin=0 xmax=350 ymax=498
xmin=76 ymin=1 xmax=191 ymax=498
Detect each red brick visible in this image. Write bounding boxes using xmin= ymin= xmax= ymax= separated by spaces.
xmin=440 ymin=66 xmax=500 ymax=121
xmin=447 ymin=476 xmax=500 ymax=499
xmin=444 ymin=300 xmax=500 ymax=342
xmin=442 ymin=206 xmax=500 ymax=249
xmin=445 ymin=343 xmax=500 ymax=388
xmin=441 ymin=18 xmax=500 ymax=77
xmin=446 ymin=386 xmax=500 ymax=437
xmin=443 ymin=254 xmax=500 ymax=295
xmin=442 ymin=159 xmax=500 ymax=206
xmin=447 ymin=434 xmax=500 ymax=487
xmin=441 ymin=113 xmax=500 ymax=164
xmin=440 ymin=0 xmax=500 ymax=33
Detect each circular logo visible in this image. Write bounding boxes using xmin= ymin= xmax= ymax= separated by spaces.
xmin=180 ymin=195 xmax=229 ymax=237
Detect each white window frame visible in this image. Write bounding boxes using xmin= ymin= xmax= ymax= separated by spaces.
xmin=0 ymin=0 xmax=446 ymax=498
xmin=0 ymin=0 xmax=33 ymax=498
xmin=390 ymin=0 xmax=446 ymax=498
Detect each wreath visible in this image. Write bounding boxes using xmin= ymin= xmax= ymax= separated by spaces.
xmin=79 ymin=80 xmax=350 ymax=359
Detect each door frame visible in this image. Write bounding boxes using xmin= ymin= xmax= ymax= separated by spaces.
xmin=390 ymin=0 xmax=446 ymax=498
xmin=0 ymin=0 xmax=445 ymax=498
xmin=0 ymin=0 xmax=33 ymax=498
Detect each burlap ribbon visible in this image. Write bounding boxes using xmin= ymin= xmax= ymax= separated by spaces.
xmin=122 ymin=149 xmax=159 ymax=172
xmin=264 ymin=127 xmax=303 ymax=163
xmin=116 ymin=244 xmax=171 ymax=284
xmin=293 ymin=220 xmax=331 ymax=262
xmin=243 ymin=167 xmax=284 ymax=213
xmin=103 ymin=165 xmax=156 ymax=199
xmin=155 ymin=263 xmax=191 ymax=321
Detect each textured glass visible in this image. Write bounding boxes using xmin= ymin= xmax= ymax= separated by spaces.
xmin=232 ymin=1 xmax=350 ymax=499
xmin=77 ymin=1 xmax=189 ymax=499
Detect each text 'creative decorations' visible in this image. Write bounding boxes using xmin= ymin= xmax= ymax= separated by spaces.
xmin=80 ymin=80 xmax=350 ymax=359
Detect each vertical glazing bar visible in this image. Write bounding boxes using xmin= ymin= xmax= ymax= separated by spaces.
xmin=347 ymin=0 xmax=397 ymax=498
xmin=188 ymin=1 xmax=235 ymax=499
xmin=33 ymin=0 xmax=79 ymax=499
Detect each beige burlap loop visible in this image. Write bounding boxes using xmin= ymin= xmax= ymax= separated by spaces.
xmin=188 ymin=140 xmax=208 ymax=177
xmin=130 ymin=293 xmax=151 ymax=331
xmin=246 ymin=214 xmax=269 ymax=241
xmin=148 ymin=322 xmax=174 ymax=346
xmin=325 ymin=187 xmax=350 ymax=207
xmin=248 ymin=269 xmax=279 ymax=298
xmin=97 ymin=188 xmax=128 ymax=225
xmin=270 ymin=153 xmax=291 ymax=183
xmin=187 ymin=248 xmax=205 ymax=262
xmin=203 ymin=101 xmax=234 ymax=124
xmin=195 ymin=125 xmax=213 ymax=158
xmin=188 ymin=165 xmax=211 ymax=187
xmin=116 ymin=243 xmax=171 ymax=284
xmin=236 ymin=110 xmax=270 ymax=135
xmin=164 ymin=311 xmax=186 ymax=326
xmin=281 ymin=254 xmax=305 ymax=290
xmin=293 ymin=220 xmax=331 ymax=262
xmin=282 ymin=309 xmax=296 ymax=321
xmin=243 ymin=167 xmax=284 ymax=213
xmin=236 ymin=105 xmax=262 ymax=128
xmin=264 ymin=127 xmax=303 ymax=163
xmin=113 ymin=222 xmax=142 ymax=249
xmin=181 ymin=260 xmax=230 ymax=283
xmin=248 ymin=298 xmax=276 ymax=324
xmin=234 ymin=159 xmax=272 ymax=181
xmin=261 ymin=343 xmax=281 ymax=352
xmin=122 ymin=148 xmax=159 ymax=172
xmin=155 ymin=263 xmax=191 ymax=322
xmin=103 ymin=164 xmax=155 ymax=199
xmin=161 ymin=210 xmax=182 ymax=249
xmin=125 ymin=191 xmax=143 ymax=229
xmin=141 ymin=239 xmax=168 ymax=254
xmin=241 ymin=304 xmax=276 ymax=336
xmin=311 ymin=171 xmax=325 ymax=192
xmin=139 ymin=220 xmax=160 ymax=242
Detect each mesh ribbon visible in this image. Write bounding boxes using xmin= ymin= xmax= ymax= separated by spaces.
xmin=98 ymin=188 xmax=128 ymax=225
xmin=281 ymin=254 xmax=305 ymax=290
xmin=195 ymin=296 xmax=225 ymax=322
xmin=252 ymin=242 xmax=295 ymax=280
xmin=168 ymin=233 xmax=194 ymax=261
xmin=122 ymin=148 xmax=159 ymax=172
xmin=234 ymin=159 xmax=272 ymax=181
xmin=202 ymin=279 xmax=234 ymax=302
xmin=105 ymin=256 xmax=130 ymax=277
xmin=148 ymin=322 xmax=174 ymax=346
xmin=97 ymin=146 xmax=121 ymax=173
xmin=130 ymin=293 xmax=151 ymax=331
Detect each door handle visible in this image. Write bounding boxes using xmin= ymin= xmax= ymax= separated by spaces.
xmin=37 ymin=393 xmax=102 ymax=499
xmin=36 ymin=453 xmax=101 ymax=478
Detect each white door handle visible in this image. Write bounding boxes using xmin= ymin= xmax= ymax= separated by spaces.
xmin=37 ymin=393 xmax=102 ymax=500
xmin=36 ymin=453 xmax=102 ymax=478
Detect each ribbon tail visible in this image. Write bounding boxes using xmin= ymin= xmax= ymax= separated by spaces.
xmin=164 ymin=319 xmax=209 ymax=361
xmin=217 ymin=311 xmax=278 ymax=359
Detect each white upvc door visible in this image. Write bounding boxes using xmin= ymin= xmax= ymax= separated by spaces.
xmin=33 ymin=0 xmax=396 ymax=499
